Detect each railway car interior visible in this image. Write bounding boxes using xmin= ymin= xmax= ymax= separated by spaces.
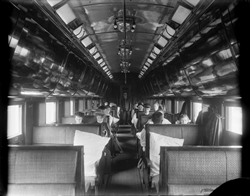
xmin=1 ymin=0 xmax=250 ymax=195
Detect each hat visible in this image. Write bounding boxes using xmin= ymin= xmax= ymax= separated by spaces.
xmin=144 ymin=103 xmax=151 ymax=109
xmin=74 ymin=111 xmax=84 ymax=117
xmin=95 ymin=109 xmax=106 ymax=116
xmin=152 ymin=111 xmax=163 ymax=124
xmin=98 ymin=105 xmax=106 ymax=110
xmin=137 ymin=102 xmax=144 ymax=107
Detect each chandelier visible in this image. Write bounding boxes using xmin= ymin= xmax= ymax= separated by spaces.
xmin=118 ymin=40 xmax=132 ymax=58
xmin=114 ymin=10 xmax=136 ymax=33
xmin=121 ymin=67 xmax=130 ymax=73
xmin=120 ymin=61 xmax=131 ymax=67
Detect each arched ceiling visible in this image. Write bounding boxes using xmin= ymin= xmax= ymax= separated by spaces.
xmin=7 ymin=0 xmax=240 ymax=99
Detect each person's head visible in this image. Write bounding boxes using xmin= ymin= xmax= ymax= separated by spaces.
xmin=74 ymin=111 xmax=84 ymax=124
xmin=104 ymin=105 xmax=111 ymax=115
xmin=95 ymin=109 xmax=106 ymax=123
xmin=133 ymin=103 xmax=138 ymax=109
xmin=153 ymin=102 xmax=163 ymax=112
xmin=179 ymin=114 xmax=190 ymax=124
xmin=153 ymin=102 xmax=160 ymax=111
xmin=144 ymin=103 xmax=151 ymax=114
xmin=152 ymin=111 xmax=164 ymax=124
xmin=123 ymin=93 xmax=127 ymax=99
xmin=137 ymin=103 xmax=144 ymax=111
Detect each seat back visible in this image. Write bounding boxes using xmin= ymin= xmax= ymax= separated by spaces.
xmin=33 ymin=124 xmax=101 ymax=145
xmin=145 ymin=124 xmax=203 ymax=158
xmin=8 ymin=145 xmax=84 ymax=196
xmin=82 ymin=115 xmax=97 ymax=124
xmin=62 ymin=116 xmax=75 ymax=124
xmin=159 ymin=146 xmax=242 ymax=195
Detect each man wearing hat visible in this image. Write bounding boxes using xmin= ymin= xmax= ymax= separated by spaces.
xmin=147 ymin=111 xmax=171 ymax=124
xmin=137 ymin=111 xmax=171 ymax=151
xmin=94 ymin=108 xmax=123 ymax=157
xmin=136 ymin=103 xmax=152 ymax=131
xmin=74 ymin=111 xmax=84 ymax=124
xmin=131 ymin=102 xmax=144 ymax=129
xmin=143 ymin=103 xmax=151 ymax=115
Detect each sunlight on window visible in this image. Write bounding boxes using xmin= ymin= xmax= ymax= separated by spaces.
xmin=226 ymin=106 xmax=242 ymax=135
xmin=70 ymin=99 xmax=74 ymax=116
xmin=175 ymin=100 xmax=184 ymax=113
xmin=7 ymin=105 xmax=22 ymax=138
xmin=46 ymin=102 xmax=56 ymax=124
xmin=193 ymin=102 xmax=202 ymax=122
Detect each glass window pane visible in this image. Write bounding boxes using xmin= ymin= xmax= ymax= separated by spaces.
xmin=226 ymin=106 xmax=242 ymax=135
xmin=46 ymin=102 xmax=56 ymax=124
xmin=56 ymin=3 xmax=76 ymax=25
xmin=192 ymin=102 xmax=202 ymax=122
xmin=175 ymin=100 xmax=185 ymax=113
xmin=70 ymin=100 xmax=74 ymax=116
xmin=7 ymin=105 xmax=22 ymax=138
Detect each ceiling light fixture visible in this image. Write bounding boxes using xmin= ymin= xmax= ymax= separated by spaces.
xmin=114 ymin=10 xmax=136 ymax=33
xmin=118 ymin=41 xmax=132 ymax=58
xmin=120 ymin=61 xmax=131 ymax=67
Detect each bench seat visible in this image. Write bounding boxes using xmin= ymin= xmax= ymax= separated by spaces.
xmin=159 ymin=146 xmax=242 ymax=195
xmin=8 ymin=145 xmax=84 ymax=196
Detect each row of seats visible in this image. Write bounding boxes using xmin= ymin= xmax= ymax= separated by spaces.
xmin=33 ymin=124 xmax=101 ymax=145
xmin=8 ymin=145 xmax=85 ymax=196
xmin=62 ymin=116 xmax=97 ymax=124
xmin=159 ymin=146 xmax=241 ymax=195
xmin=8 ymin=124 xmax=112 ymax=196
xmin=139 ymin=124 xmax=242 ymax=195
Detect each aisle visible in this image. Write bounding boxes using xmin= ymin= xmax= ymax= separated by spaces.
xmin=101 ymin=133 xmax=145 ymax=196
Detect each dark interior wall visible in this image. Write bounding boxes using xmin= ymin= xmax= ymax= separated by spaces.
xmin=23 ymin=101 xmax=34 ymax=144
xmin=64 ymin=100 xmax=70 ymax=117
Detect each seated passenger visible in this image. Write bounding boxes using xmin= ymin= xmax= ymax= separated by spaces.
xmin=131 ymin=102 xmax=144 ymax=129
xmin=136 ymin=103 xmax=152 ymax=131
xmin=74 ymin=111 xmax=84 ymax=124
xmin=175 ymin=114 xmax=191 ymax=124
xmin=103 ymin=105 xmax=113 ymax=126
xmin=137 ymin=111 xmax=171 ymax=150
xmin=137 ymin=111 xmax=183 ymax=193
xmin=147 ymin=111 xmax=171 ymax=125
xmin=103 ymin=105 xmax=120 ymax=133
xmin=131 ymin=102 xmax=138 ymax=119
xmin=95 ymin=109 xmax=111 ymax=137
xmin=95 ymin=109 xmax=123 ymax=157
xmin=153 ymin=102 xmax=163 ymax=112
xmin=143 ymin=103 xmax=151 ymax=115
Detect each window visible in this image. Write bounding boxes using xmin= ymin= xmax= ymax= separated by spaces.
xmin=192 ymin=102 xmax=202 ymax=122
xmin=46 ymin=102 xmax=56 ymax=124
xmin=225 ymin=106 xmax=242 ymax=135
xmin=165 ymin=100 xmax=172 ymax=113
xmin=175 ymin=100 xmax=185 ymax=113
xmin=70 ymin=99 xmax=75 ymax=116
xmin=7 ymin=105 xmax=22 ymax=138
